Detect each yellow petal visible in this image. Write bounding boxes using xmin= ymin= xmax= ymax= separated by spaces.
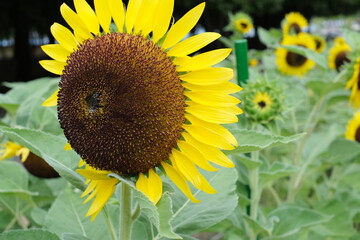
xmin=94 ymin=0 xmax=111 ymax=33
xmin=134 ymin=0 xmax=157 ymax=36
xmin=161 ymin=162 xmax=200 ymax=203
xmin=0 ymin=142 xmax=22 ymax=161
xmin=60 ymin=3 xmax=93 ymax=42
xmin=77 ymin=168 xmax=111 ymax=180
xmin=136 ymin=173 xmax=148 ymax=197
xmin=39 ymin=60 xmax=66 ymax=75
xmin=171 ymin=149 xmax=216 ymax=194
xmin=125 ymin=0 xmax=142 ymax=33
xmin=81 ymin=180 xmax=98 ymax=198
xmin=186 ymin=103 xmax=239 ymax=124
xmin=148 ymin=169 xmax=162 ymax=204
xmin=74 ymin=0 xmax=100 ymax=35
xmin=182 ymin=132 xmax=234 ymax=168
xmin=183 ymin=81 xmax=242 ymax=94
xmin=185 ymin=91 xmax=240 ymax=107
xmin=50 ymin=23 xmax=78 ymax=52
xmin=152 ymin=0 xmax=174 ymax=43
xmin=42 ymin=89 xmax=59 ymax=107
xmin=17 ymin=148 xmax=30 ymax=162
xmin=167 ymin=32 xmax=220 ymax=57
xmin=162 ymin=2 xmax=205 ymax=49
xmin=78 ymin=159 xmax=86 ymax=167
xmin=64 ymin=142 xmax=72 ymax=151
xmin=186 ymin=114 xmax=238 ymax=147
xmin=175 ymin=48 xmax=232 ymax=72
xmin=108 ymin=0 xmax=125 ymax=32
xmin=41 ymin=44 xmax=71 ymax=62
xmin=177 ymin=140 xmax=218 ymax=172
xmin=180 ymin=67 xmax=233 ymax=85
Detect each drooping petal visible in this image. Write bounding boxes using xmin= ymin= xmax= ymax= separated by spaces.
xmin=108 ymin=0 xmax=125 ymax=32
xmin=180 ymin=67 xmax=233 ymax=85
xmin=175 ymin=48 xmax=232 ymax=72
xmin=0 ymin=142 xmax=22 ymax=161
xmin=74 ymin=0 xmax=100 ymax=35
xmin=152 ymin=0 xmax=174 ymax=43
xmin=161 ymin=162 xmax=200 ymax=203
xmin=41 ymin=44 xmax=71 ymax=62
xmin=42 ymin=89 xmax=59 ymax=107
xmin=136 ymin=169 xmax=162 ymax=204
xmin=77 ymin=168 xmax=112 ymax=180
xmin=50 ymin=23 xmax=78 ymax=52
xmin=162 ymin=2 xmax=205 ymax=49
xmin=60 ymin=3 xmax=93 ymax=41
xmin=167 ymin=32 xmax=220 ymax=57
xmin=94 ymin=0 xmax=112 ymax=33
xmin=17 ymin=148 xmax=30 ymax=162
xmin=183 ymin=81 xmax=242 ymax=94
xmin=39 ymin=60 xmax=66 ymax=75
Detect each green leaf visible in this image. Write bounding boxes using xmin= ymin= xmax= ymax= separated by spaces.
xmin=306 ymin=79 xmax=343 ymax=97
xmin=62 ymin=233 xmax=92 ymax=240
xmin=260 ymin=162 xmax=299 ymax=184
xmin=232 ymin=155 xmax=262 ymax=170
xmin=279 ymin=45 xmax=327 ymax=69
xmin=322 ymin=139 xmax=360 ymax=164
xmin=268 ymin=205 xmax=332 ymax=238
xmin=228 ymin=130 xmax=305 ymax=154
xmin=312 ymin=199 xmax=356 ymax=238
xmin=44 ymin=187 xmax=111 ymax=240
xmin=31 ymin=207 xmax=48 ymax=226
xmin=0 ymin=126 xmax=83 ymax=189
xmin=170 ymin=168 xmax=238 ymax=235
xmin=157 ymin=193 xmax=182 ymax=239
xmin=0 ymin=103 xmax=19 ymax=116
xmin=0 ymin=229 xmax=60 ymax=240
xmin=257 ymin=27 xmax=282 ymax=48
xmin=131 ymin=215 xmax=153 ymax=240
xmin=243 ymin=215 xmax=279 ymax=236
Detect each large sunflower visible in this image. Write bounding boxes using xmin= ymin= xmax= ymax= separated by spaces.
xmin=328 ymin=41 xmax=351 ymax=71
xmin=345 ymin=112 xmax=360 ymax=142
xmin=346 ymin=57 xmax=360 ymax=108
xmin=282 ymin=12 xmax=308 ymax=36
xmin=40 ymin=0 xmax=242 ymax=220
xmin=275 ymin=33 xmax=316 ymax=76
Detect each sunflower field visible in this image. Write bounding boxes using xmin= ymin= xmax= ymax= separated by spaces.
xmin=0 ymin=1 xmax=360 ymax=240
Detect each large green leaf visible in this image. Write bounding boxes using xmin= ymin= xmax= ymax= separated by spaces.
xmin=0 ymin=229 xmax=60 ymax=240
xmin=260 ymin=162 xmax=299 ymax=184
xmin=228 ymin=130 xmax=305 ymax=154
xmin=257 ymin=27 xmax=282 ymax=48
xmin=170 ymin=167 xmax=238 ymax=235
xmin=279 ymin=45 xmax=327 ymax=69
xmin=0 ymin=126 xmax=83 ymax=189
xmin=322 ymin=139 xmax=360 ymax=164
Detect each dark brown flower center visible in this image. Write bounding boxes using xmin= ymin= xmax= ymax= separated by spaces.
xmin=315 ymin=39 xmax=322 ymax=50
xmin=258 ymin=101 xmax=266 ymax=108
xmin=241 ymin=22 xmax=248 ymax=29
xmin=355 ymin=127 xmax=360 ymax=143
xmin=335 ymin=51 xmax=350 ymax=71
xmin=22 ymin=152 xmax=60 ymax=178
xmin=289 ymin=23 xmax=301 ymax=34
xmin=286 ymin=49 xmax=307 ymax=67
xmin=357 ymin=68 xmax=360 ymax=90
xmin=58 ymin=33 xmax=185 ymax=175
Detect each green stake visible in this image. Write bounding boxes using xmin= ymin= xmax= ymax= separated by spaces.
xmin=234 ymin=39 xmax=249 ymax=85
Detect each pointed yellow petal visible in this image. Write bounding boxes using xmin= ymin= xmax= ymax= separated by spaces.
xmin=39 ymin=60 xmax=66 ymax=75
xmin=136 ymin=173 xmax=148 ymax=197
xmin=175 ymin=48 xmax=232 ymax=72
xmin=0 ymin=142 xmax=22 ymax=161
xmin=171 ymin=149 xmax=216 ymax=194
xmin=148 ymin=169 xmax=162 ymax=204
xmin=186 ymin=103 xmax=239 ymax=124
xmin=180 ymin=67 xmax=233 ymax=85
xmin=41 ymin=44 xmax=71 ymax=62
xmin=125 ymin=0 xmax=142 ymax=33
xmin=74 ymin=0 xmax=100 ymax=35
xmin=81 ymin=180 xmax=98 ymax=198
xmin=161 ymin=162 xmax=200 ymax=203
xmin=77 ymin=168 xmax=111 ymax=180
xmin=78 ymin=159 xmax=86 ymax=167
xmin=108 ymin=0 xmax=125 ymax=32
xmin=152 ymin=0 xmax=174 ymax=43
xmin=17 ymin=148 xmax=30 ymax=162
xmin=182 ymin=132 xmax=235 ymax=168
xmin=134 ymin=0 xmax=157 ymax=36
xmin=167 ymin=32 xmax=220 ymax=57
xmin=50 ymin=23 xmax=78 ymax=52
xmin=177 ymin=140 xmax=218 ymax=172
xmin=64 ymin=142 xmax=72 ymax=151
xmin=185 ymin=91 xmax=240 ymax=107
xmin=183 ymin=81 xmax=242 ymax=94
xmin=42 ymin=89 xmax=59 ymax=107
xmin=60 ymin=3 xmax=93 ymax=42
xmin=162 ymin=2 xmax=205 ymax=49
xmin=94 ymin=0 xmax=111 ymax=33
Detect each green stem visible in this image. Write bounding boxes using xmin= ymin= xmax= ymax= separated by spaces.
xmin=249 ymin=150 xmax=260 ymax=240
xmin=103 ymin=207 xmax=117 ymax=240
xmin=119 ymin=182 xmax=132 ymax=240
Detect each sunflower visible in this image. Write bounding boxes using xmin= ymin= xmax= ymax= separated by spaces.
xmin=225 ymin=12 xmax=254 ymax=36
xmin=40 ymin=0 xmax=242 ymax=220
xmin=346 ymin=57 xmax=360 ymax=108
xmin=0 ymin=141 xmax=59 ymax=178
xmin=275 ymin=33 xmax=316 ymax=76
xmin=248 ymin=58 xmax=258 ymax=67
xmin=312 ymin=35 xmax=326 ymax=53
xmin=345 ymin=112 xmax=360 ymax=143
xmin=235 ymin=18 xmax=253 ymax=34
xmin=282 ymin=12 xmax=308 ymax=36
xmin=328 ymin=41 xmax=351 ymax=71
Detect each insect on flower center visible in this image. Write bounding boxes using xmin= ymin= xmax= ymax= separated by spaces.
xmin=58 ymin=33 xmax=186 ymax=175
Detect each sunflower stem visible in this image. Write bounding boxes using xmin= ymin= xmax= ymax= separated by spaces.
xmin=103 ymin=207 xmax=117 ymax=240
xmin=119 ymin=182 xmax=132 ymax=240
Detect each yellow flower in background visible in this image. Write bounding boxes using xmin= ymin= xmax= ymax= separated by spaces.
xmin=275 ymin=33 xmax=316 ymax=76
xmin=346 ymin=57 xmax=360 ymax=108
xmin=334 ymin=36 xmax=346 ymax=45
xmin=225 ymin=12 xmax=254 ymax=36
xmin=40 ymin=0 xmax=242 ymax=220
xmin=345 ymin=111 xmax=360 ymax=143
xmin=282 ymin=12 xmax=308 ymax=36
xmin=248 ymin=58 xmax=258 ymax=67
xmin=0 ymin=141 xmax=30 ymax=162
xmin=312 ymin=35 xmax=326 ymax=53
xmin=235 ymin=18 xmax=253 ymax=34
xmin=253 ymin=92 xmax=273 ymax=111
xmin=328 ymin=41 xmax=351 ymax=71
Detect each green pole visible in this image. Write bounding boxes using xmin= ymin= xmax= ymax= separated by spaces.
xmin=234 ymin=39 xmax=249 ymax=85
